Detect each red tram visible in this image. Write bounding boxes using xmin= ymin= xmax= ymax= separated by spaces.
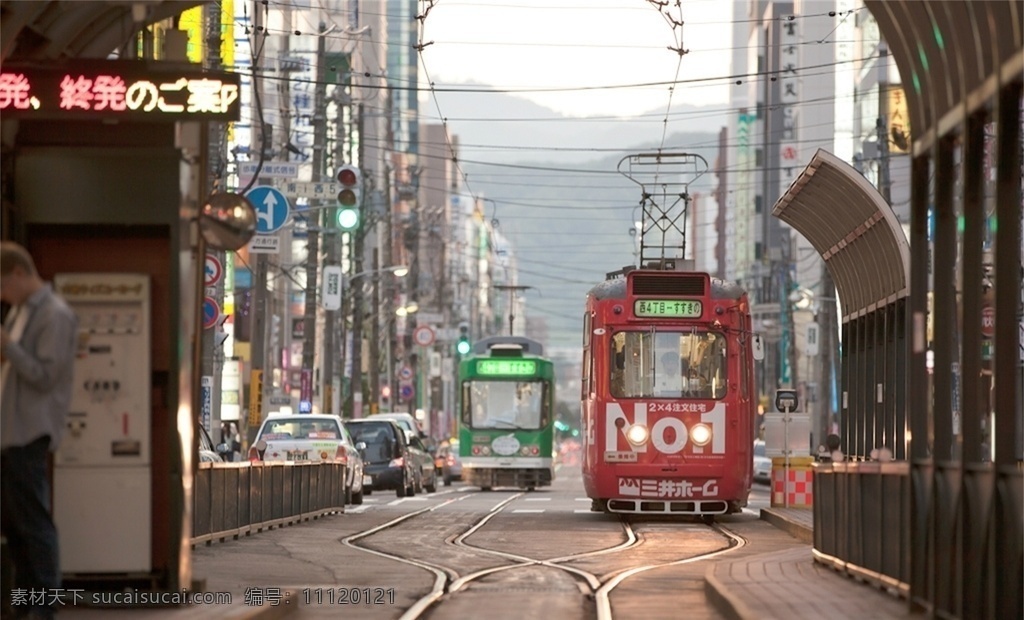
xmin=581 ymin=264 xmax=756 ymax=517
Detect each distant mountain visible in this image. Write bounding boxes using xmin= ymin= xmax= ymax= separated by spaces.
xmin=428 ymin=81 xmax=728 ymax=349
xmin=430 ymin=81 xmax=728 ymax=166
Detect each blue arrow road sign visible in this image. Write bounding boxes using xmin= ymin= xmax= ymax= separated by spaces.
xmin=246 ymin=186 xmax=291 ymax=234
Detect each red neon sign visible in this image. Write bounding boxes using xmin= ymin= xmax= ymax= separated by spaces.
xmin=0 ymin=60 xmax=241 ymax=121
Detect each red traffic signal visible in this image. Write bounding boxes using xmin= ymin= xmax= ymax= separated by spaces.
xmin=336 ymin=164 xmax=361 ymax=209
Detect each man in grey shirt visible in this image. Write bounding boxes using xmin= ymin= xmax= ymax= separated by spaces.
xmin=1 ymin=241 xmax=77 ymax=620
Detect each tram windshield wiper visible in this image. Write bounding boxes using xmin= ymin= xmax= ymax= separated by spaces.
xmin=488 ymin=419 xmax=521 ymax=429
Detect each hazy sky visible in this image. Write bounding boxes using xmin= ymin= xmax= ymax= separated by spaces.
xmin=415 ymin=0 xmax=734 ymax=117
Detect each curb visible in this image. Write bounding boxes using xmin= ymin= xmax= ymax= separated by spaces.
xmin=760 ymin=509 xmax=813 ymax=543
xmin=703 ymin=570 xmax=757 ymax=620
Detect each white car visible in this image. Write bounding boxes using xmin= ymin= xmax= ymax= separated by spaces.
xmin=753 ymin=439 xmax=772 ymax=485
xmin=249 ymin=413 xmax=364 ymax=504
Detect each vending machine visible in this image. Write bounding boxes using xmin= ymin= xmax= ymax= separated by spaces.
xmin=53 ymin=273 xmax=151 ymax=574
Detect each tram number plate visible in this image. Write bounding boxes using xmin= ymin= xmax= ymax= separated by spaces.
xmin=604 ymin=451 xmax=638 ymax=463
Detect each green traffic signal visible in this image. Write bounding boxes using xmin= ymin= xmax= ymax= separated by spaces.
xmin=456 ymin=322 xmax=470 ymax=355
xmin=336 ymin=164 xmax=361 ymax=230
xmin=337 ymin=207 xmax=359 ymax=230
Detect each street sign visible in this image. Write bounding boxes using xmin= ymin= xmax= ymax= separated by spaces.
xmin=200 ymin=376 xmax=212 ymax=433
xmin=413 ymin=325 xmax=435 ymax=347
xmin=204 ymin=254 xmax=222 ymax=286
xmin=775 ymin=389 xmax=798 ymax=413
xmin=248 ymin=235 xmax=280 ymax=254
xmin=248 ymin=370 xmax=263 ymax=426
xmin=415 ymin=312 xmax=444 ymax=324
xmin=322 ymin=265 xmax=342 ymax=310
xmin=399 ymin=384 xmax=414 ymax=400
xmin=246 ymin=185 xmax=291 ymax=234
xmin=202 ymin=297 xmax=220 ymax=329
xmin=805 ymin=323 xmax=819 ymax=357
xmin=981 ymin=306 xmax=995 ymax=337
xmin=275 ymin=180 xmax=340 ymax=199
xmin=239 ymin=161 xmax=298 ymax=179
xmin=300 ymin=368 xmax=313 ymax=404
xmin=399 ymin=366 xmax=413 ymax=380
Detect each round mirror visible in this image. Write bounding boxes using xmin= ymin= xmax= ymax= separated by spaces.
xmin=200 ymin=192 xmax=257 ymax=251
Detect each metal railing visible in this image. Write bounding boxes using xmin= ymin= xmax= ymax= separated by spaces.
xmin=814 ymin=462 xmax=1024 ymax=619
xmin=192 ymin=461 xmax=347 ymax=545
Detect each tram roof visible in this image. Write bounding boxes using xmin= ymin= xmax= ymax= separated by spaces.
xmin=587 ymin=273 xmax=745 ymax=302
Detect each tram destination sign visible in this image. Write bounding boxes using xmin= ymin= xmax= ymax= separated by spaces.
xmin=476 ymin=360 xmax=537 ymax=376
xmin=634 ymin=299 xmax=703 ymax=319
xmin=0 ymin=60 xmax=241 ymax=121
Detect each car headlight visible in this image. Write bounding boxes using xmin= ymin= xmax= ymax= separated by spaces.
xmin=690 ymin=423 xmax=712 ymax=447
xmin=626 ymin=424 xmax=648 ymax=446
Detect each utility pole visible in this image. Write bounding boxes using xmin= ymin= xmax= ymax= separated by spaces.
xmin=494 ymin=285 xmax=532 ymax=336
xmin=317 ymin=24 xmax=340 ymax=414
xmin=382 ymin=86 xmax=397 ymax=413
xmin=246 ymin=4 xmax=267 ymax=445
xmin=349 ymin=102 xmax=368 ymax=418
xmin=201 ymin=1 xmax=225 ymax=442
xmin=369 ymin=248 xmax=381 ymax=413
xmin=302 ymin=23 xmax=328 ymax=413
xmin=878 ymin=45 xmax=892 ymax=205
xmin=405 ymin=175 xmax=421 ymax=416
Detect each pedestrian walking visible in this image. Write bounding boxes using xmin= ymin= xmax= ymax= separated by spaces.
xmin=0 ymin=242 xmax=78 ymax=620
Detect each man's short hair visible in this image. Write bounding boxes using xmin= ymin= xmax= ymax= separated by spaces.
xmin=0 ymin=242 xmax=38 ymax=277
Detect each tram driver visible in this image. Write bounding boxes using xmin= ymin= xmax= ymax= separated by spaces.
xmin=654 ymin=352 xmax=684 ymax=397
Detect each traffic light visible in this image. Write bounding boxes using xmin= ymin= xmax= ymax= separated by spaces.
xmin=336 ymin=164 xmax=361 ymax=230
xmin=456 ymin=322 xmax=471 ymax=355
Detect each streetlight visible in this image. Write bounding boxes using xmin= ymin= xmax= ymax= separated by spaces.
xmin=394 ymin=301 xmax=419 ymax=317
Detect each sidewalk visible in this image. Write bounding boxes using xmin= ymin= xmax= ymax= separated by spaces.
xmin=705 ymin=506 xmax=923 ymax=619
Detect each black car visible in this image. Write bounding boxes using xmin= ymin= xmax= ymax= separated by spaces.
xmin=404 ymin=431 xmax=438 ymax=493
xmin=344 ymin=419 xmax=417 ymax=498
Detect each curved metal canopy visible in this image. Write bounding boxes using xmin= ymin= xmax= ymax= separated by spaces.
xmin=772 ymin=149 xmax=910 ymax=323
xmin=864 ymin=1 xmax=1024 ymax=156
xmin=1 ymin=0 xmax=205 ymax=63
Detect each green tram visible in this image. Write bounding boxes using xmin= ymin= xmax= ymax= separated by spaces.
xmin=458 ymin=336 xmax=556 ymax=490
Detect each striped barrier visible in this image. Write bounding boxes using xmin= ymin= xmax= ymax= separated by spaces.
xmin=771 ymin=456 xmax=814 ymax=507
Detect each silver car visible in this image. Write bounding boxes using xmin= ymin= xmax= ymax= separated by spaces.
xmin=753 ymin=439 xmax=772 ymax=485
xmin=249 ymin=413 xmax=364 ymax=504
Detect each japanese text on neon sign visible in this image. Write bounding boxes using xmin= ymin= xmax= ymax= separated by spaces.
xmin=0 ymin=72 xmax=238 ymax=115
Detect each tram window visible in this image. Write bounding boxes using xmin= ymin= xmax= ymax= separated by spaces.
xmin=467 ymin=380 xmax=545 ymax=429
xmin=609 ymin=330 xmax=728 ymax=399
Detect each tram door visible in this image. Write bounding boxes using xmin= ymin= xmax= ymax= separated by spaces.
xmin=53 ymin=273 xmax=152 ymax=573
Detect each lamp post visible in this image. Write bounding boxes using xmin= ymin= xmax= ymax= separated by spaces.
xmin=344 ymin=264 xmax=408 ymax=417
xmin=789 ymin=287 xmax=840 ymax=450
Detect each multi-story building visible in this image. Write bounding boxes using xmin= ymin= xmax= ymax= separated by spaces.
xmin=724 ymin=0 xmax=909 ymax=442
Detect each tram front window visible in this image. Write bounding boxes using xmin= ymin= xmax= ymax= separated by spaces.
xmin=467 ymin=381 xmax=544 ymax=429
xmin=610 ymin=330 xmax=728 ymax=399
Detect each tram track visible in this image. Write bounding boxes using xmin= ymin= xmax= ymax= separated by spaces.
xmin=337 ymin=487 xmax=749 ymax=620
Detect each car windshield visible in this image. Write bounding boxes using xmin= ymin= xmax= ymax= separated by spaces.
xmin=260 ymin=418 xmax=341 ymax=440
xmin=754 ymin=442 xmax=766 ymax=457
xmin=372 ymin=415 xmax=414 ymax=433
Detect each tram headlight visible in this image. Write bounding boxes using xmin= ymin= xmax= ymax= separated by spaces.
xmin=690 ymin=423 xmax=712 ymax=447
xmin=626 ymin=424 xmax=649 ymax=446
